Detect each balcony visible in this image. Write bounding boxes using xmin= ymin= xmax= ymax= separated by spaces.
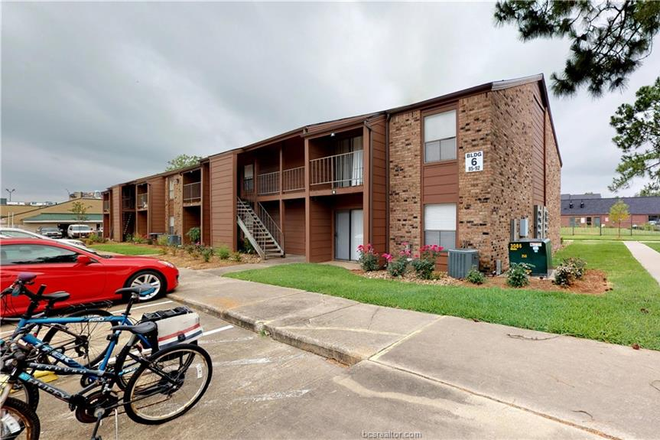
xmin=103 ymin=200 xmax=110 ymax=212
xmin=122 ymin=197 xmax=135 ymax=210
xmin=310 ymin=150 xmax=363 ymax=188
xmin=282 ymin=167 xmax=304 ymax=193
xmin=183 ymin=182 xmax=201 ymax=205
xmin=258 ymin=171 xmax=280 ymax=195
xmin=137 ymin=193 xmax=148 ymax=210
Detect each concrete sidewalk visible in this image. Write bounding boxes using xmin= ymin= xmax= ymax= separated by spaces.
xmin=172 ymin=268 xmax=660 ymax=439
xmin=624 ymin=241 xmax=660 ymax=285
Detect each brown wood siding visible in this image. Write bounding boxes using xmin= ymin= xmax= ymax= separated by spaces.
xmin=202 ymin=163 xmax=211 ymax=245
xmin=309 ymin=198 xmax=332 ymax=262
xmin=182 ymin=206 xmax=201 ymax=244
xmin=369 ymin=117 xmax=387 ymax=255
xmin=137 ymin=211 xmax=148 ymax=237
xmin=210 ymin=153 xmax=237 ymax=250
xmin=531 ymin=92 xmax=545 ymax=207
xmin=283 ymin=199 xmax=305 ymax=255
xmin=111 ymin=187 xmax=121 ymax=241
xmin=148 ymin=177 xmax=166 ymax=234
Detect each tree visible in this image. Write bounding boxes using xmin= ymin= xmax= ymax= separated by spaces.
xmin=165 ymin=154 xmax=202 ymax=171
xmin=636 ymin=188 xmax=660 ymax=197
xmin=609 ymin=77 xmax=660 ymax=194
xmin=494 ymin=1 xmax=660 ymax=96
xmin=70 ymin=201 xmax=91 ymax=221
xmin=609 ymin=199 xmax=630 ymax=237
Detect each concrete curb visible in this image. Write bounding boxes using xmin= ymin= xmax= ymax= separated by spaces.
xmin=169 ymin=293 xmax=363 ymax=365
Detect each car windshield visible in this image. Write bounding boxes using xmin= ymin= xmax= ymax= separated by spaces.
xmin=42 ymin=228 xmax=59 ymax=232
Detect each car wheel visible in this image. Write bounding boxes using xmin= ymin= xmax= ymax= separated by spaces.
xmin=126 ymin=270 xmax=165 ymax=301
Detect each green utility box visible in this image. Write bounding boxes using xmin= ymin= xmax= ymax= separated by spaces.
xmin=508 ymin=239 xmax=553 ymax=276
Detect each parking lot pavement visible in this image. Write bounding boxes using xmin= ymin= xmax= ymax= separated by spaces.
xmin=8 ymin=299 xmax=602 ymax=440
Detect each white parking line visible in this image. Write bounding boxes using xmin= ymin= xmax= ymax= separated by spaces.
xmin=110 ymin=300 xmax=173 ymax=314
xmin=203 ymin=325 xmax=233 ymax=337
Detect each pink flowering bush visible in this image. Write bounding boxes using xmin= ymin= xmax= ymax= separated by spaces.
xmin=410 ymin=244 xmax=444 ymax=280
xmin=357 ymin=244 xmax=380 ymax=272
xmin=387 ymin=243 xmax=412 ymax=277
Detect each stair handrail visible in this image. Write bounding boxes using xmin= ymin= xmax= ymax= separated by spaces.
xmin=255 ymin=202 xmax=284 ymax=251
xmin=236 ymin=198 xmax=266 ymax=259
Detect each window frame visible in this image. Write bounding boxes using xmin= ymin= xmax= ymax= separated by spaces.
xmin=422 ymin=108 xmax=458 ymax=165
xmin=168 ymin=179 xmax=175 ymax=200
xmin=422 ymin=203 xmax=457 ymax=251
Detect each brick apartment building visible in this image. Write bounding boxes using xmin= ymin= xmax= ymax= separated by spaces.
xmin=104 ymin=74 xmax=561 ymax=271
xmin=561 ymin=194 xmax=660 ymax=228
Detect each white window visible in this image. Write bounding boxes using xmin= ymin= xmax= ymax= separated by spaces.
xmin=424 ymin=110 xmax=457 ymax=163
xmin=424 ymin=204 xmax=456 ymax=250
xmin=169 ymin=179 xmax=175 ymax=200
xmin=169 ymin=216 xmax=175 ymax=235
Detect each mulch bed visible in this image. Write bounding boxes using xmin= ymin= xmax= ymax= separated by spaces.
xmin=154 ymin=253 xmax=261 ymax=270
xmin=353 ymin=268 xmax=611 ymax=295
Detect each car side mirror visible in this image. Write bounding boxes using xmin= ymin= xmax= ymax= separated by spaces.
xmin=76 ymin=255 xmax=92 ymax=265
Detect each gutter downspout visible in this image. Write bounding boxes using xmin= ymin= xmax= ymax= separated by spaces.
xmin=385 ymin=113 xmax=390 ymax=253
xmin=364 ymin=119 xmax=373 ymax=250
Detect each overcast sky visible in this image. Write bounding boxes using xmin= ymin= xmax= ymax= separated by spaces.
xmin=2 ymin=2 xmax=659 ymax=202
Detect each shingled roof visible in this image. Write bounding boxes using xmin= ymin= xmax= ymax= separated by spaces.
xmin=561 ymin=196 xmax=660 ymax=216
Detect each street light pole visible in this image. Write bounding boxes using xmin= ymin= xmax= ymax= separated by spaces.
xmin=5 ymin=188 xmax=15 ymax=202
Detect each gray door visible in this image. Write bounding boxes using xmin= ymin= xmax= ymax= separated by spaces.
xmin=335 ymin=211 xmax=350 ymax=260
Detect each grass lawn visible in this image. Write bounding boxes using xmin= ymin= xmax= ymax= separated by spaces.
xmin=561 ymin=227 xmax=660 ymax=241
xmin=90 ymin=243 xmax=161 ymax=256
xmin=227 ymin=241 xmax=660 ymax=350
xmin=644 ymin=242 xmax=660 ymax=253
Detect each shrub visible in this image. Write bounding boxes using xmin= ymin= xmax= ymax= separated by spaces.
xmin=216 ymin=245 xmax=230 ymax=260
xmin=507 ymin=263 xmax=533 ymax=288
xmin=186 ymin=227 xmax=201 ymax=244
xmin=411 ymin=245 xmax=443 ymax=280
xmin=466 ymin=267 xmax=485 ymax=285
xmin=387 ymin=257 xmax=409 ymax=277
xmin=131 ymin=235 xmax=147 ymax=244
xmin=87 ymin=233 xmax=105 ymax=244
xmin=156 ymin=235 xmax=169 ymax=247
xmin=231 ymin=251 xmax=242 ymax=262
xmin=200 ymin=246 xmax=214 ymax=263
xmin=357 ymin=244 xmax=380 ymax=272
xmin=553 ymin=257 xmax=587 ymax=287
xmin=184 ymin=244 xmax=197 ymax=256
xmin=124 ymin=234 xmax=133 ymax=243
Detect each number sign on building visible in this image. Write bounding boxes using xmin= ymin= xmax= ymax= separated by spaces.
xmin=465 ymin=151 xmax=483 ymax=173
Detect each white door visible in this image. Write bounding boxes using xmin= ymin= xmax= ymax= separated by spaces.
xmin=335 ymin=209 xmax=363 ymax=261
xmin=350 ymin=209 xmax=363 ymax=261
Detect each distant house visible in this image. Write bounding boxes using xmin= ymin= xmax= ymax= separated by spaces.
xmin=561 ymin=194 xmax=660 ymax=227
xmin=1 ymin=198 xmax=103 ymax=233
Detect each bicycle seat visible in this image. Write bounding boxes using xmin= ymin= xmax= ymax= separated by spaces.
xmin=42 ymin=291 xmax=70 ymax=303
xmin=115 ymin=285 xmax=153 ymax=296
xmin=111 ymin=321 xmax=156 ymax=335
xmin=17 ymin=272 xmax=37 ymax=283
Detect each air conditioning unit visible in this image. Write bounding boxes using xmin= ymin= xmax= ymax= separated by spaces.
xmin=167 ymin=235 xmax=181 ymax=246
xmin=448 ymin=249 xmax=479 ymax=279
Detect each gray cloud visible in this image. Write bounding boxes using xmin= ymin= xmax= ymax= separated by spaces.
xmin=2 ymin=2 xmax=659 ymax=201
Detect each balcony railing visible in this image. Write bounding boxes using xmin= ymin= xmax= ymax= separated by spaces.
xmin=258 ymin=171 xmax=280 ymax=195
xmin=310 ymin=150 xmax=363 ymax=188
xmin=103 ymin=200 xmax=110 ymax=212
xmin=183 ymin=182 xmax=201 ymax=204
xmin=137 ymin=193 xmax=148 ymax=210
xmin=122 ymin=197 xmax=135 ymax=210
xmin=282 ymin=167 xmax=305 ymax=192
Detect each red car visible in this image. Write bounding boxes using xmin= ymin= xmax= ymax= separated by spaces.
xmin=0 ymin=238 xmax=179 ymax=316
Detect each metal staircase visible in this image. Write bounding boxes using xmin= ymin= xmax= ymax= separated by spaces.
xmin=236 ymin=198 xmax=284 ymax=259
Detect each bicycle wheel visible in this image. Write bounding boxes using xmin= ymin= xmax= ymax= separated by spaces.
xmin=123 ymin=344 xmax=212 ymax=425
xmin=41 ymin=309 xmax=113 ymax=367
xmin=1 ymin=397 xmax=41 ymax=440
xmin=0 ymin=377 xmax=40 ymax=412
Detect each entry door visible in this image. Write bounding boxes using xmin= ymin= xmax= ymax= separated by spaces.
xmin=335 ymin=209 xmax=363 ymax=261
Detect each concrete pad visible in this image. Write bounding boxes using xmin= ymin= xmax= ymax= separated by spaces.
xmin=230 ymin=291 xmax=358 ymax=326
xmin=375 ymin=316 xmax=660 ymax=439
xmin=266 ymin=303 xmax=441 ymax=365
xmin=238 ymin=360 xmax=600 ymax=440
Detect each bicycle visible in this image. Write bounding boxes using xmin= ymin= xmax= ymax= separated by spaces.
xmin=1 ymin=277 xmax=114 ymax=410
xmin=0 ymin=273 xmax=213 ymax=440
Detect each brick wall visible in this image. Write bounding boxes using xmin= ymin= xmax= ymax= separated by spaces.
xmin=165 ymin=175 xmax=183 ymax=237
xmin=388 ymin=110 xmax=422 ymax=252
xmin=388 ymin=82 xmax=561 ymax=272
xmin=545 ymin=112 xmax=562 ymax=249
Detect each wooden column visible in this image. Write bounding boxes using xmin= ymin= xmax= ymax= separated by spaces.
xmin=304 ymin=138 xmax=311 ymax=262
xmin=362 ymin=125 xmax=371 ymax=247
